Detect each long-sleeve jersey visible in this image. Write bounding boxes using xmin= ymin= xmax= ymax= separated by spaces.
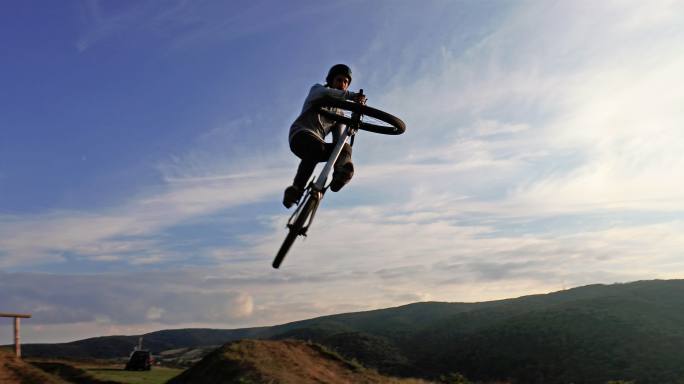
xmin=289 ymin=84 xmax=359 ymax=143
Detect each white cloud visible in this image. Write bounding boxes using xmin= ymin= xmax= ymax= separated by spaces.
xmin=146 ymin=306 xmax=165 ymax=321
xmin=230 ymin=292 xmax=254 ymax=319
xmin=75 ymin=1 xmax=348 ymax=52
xmin=0 ymin=270 xmax=256 ymax=326
xmin=90 ymin=255 xmax=122 ymax=262
xmin=354 ymin=1 xmax=684 ymax=218
xmin=0 ymin=119 xmax=291 ymax=269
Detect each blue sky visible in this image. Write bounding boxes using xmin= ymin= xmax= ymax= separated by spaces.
xmin=1 ymin=0 xmax=684 ymax=343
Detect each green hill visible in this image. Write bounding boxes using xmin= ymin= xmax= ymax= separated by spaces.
xmin=19 ymin=279 xmax=684 ymax=383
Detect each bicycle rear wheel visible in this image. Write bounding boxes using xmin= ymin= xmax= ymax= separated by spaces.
xmin=316 ymin=97 xmax=406 ymax=135
xmin=272 ymin=193 xmax=319 ymax=269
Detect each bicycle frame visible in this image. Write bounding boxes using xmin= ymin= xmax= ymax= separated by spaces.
xmin=313 ymin=123 xmax=356 ymax=191
xmin=286 ymin=109 xmax=362 ymax=236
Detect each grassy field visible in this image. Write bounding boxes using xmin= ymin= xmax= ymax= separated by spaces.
xmin=28 ymin=359 xmax=184 ymax=384
xmin=85 ymin=366 xmax=183 ymax=384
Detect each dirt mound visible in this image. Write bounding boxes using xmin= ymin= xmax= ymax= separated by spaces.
xmin=0 ymin=349 xmax=66 ymax=384
xmin=168 ymin=339 xmax=432 ymax=384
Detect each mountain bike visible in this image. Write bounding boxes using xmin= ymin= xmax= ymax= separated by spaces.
xmin=272 ymin=91 xmax=406 ymax=268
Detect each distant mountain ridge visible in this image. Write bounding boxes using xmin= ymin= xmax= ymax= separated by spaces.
xmin=19 ymin=279 xmax=684 ymax=384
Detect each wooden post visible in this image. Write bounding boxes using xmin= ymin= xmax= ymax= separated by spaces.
xmin=14 ymin=317 xmax=20 ymax=358
xmin=0 ymin=313 xmax=31 ymax=358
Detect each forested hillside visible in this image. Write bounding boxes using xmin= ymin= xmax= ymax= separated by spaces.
xmin=20 ymin=280 xmax=684 ymax=383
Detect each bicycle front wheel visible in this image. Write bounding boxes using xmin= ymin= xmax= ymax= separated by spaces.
xmin=272 ymin=194 xmax=319 ymax=269
xmin=316 ymin=97 xmax=406 ymax=135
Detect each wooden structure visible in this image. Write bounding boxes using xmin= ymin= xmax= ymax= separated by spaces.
xmin=0 ymin=313 xmax=31 ymax=358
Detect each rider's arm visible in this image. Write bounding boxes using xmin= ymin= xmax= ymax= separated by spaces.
xmin=305 ymin=84 xmax=351 ymax=143
xmin=306 ymin=84 xmax=359 ymax=104
xmin=296 ymin=84 xmax=355 ymax=143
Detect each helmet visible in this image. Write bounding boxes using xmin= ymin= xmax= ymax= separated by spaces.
xmin=326 ymin=64 xmax=352 ymax=85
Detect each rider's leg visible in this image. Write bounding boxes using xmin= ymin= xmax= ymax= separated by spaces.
xmin=283 ymin=132 xmax=332 ymax=208
xmin=330 ymin=143 xmax=353 ymax=192
xmin=290 ymin=132 xmax=332 ymax=188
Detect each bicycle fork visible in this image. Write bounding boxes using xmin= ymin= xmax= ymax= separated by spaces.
xmin=287 ymin=185 xmax=324 ymax=237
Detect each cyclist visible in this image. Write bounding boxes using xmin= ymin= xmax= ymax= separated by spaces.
xmin=283 ymin=64 xmax=366 ymax=208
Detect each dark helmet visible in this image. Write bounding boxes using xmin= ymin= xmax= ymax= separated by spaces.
xmin=326 ymin=64 xmax=352 ymax=85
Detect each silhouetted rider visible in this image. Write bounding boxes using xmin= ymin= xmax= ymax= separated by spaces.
xmin=283 ymin=64 xmax=366 ymax=208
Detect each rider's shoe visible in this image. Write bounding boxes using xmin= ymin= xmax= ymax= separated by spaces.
xmin=283 ymin=185 xmax=304 ymax=208
xmin=330 ymin=162 xmax=354 ymax=192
